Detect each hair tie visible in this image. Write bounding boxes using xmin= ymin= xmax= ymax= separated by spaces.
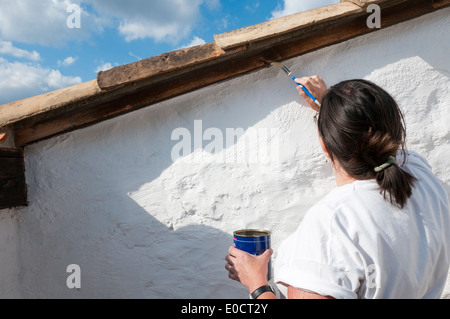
xmin=374 ymin=156 xmax=396 ymax=172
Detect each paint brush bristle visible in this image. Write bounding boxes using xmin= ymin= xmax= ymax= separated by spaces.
xmin=271 ymin=62 xmax=292 ymax=76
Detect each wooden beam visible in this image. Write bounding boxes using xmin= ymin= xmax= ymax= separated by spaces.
xmin=0 ymin=80 xmax=102 ymax=128
xmin=0 ymin=129 xmax=7 ymax=142
xmin=0 ymin=148 xmax=27 ymax=210
xmin=5 ymin=0 xmax=450 ymax=147
xmin=97 ymin=43 xmax=224 ymax=91
xmin=341 ymin=0 xmax=409 ymax=7
xmin=0 ymin=126 xmax=15 ymax=149
xmin=213 ymin=2 xmax=362 ymax=51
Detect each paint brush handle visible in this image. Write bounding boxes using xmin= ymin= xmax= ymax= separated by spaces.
xmin=292 ymin=77 xmax=321 ymax=107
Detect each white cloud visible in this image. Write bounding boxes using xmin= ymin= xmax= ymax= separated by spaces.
xmin=0 ymin=0 xmax=100 ymax=46
xmin=204 ymin=0 xmax=221 ymax=11
xmin=45 ymin=69 xmax=79 ymax=88
xmin=86 ymin=0 xmax=212 ymax=43
xmin=245 ymin=0 xmax=261 ymax=13
xmin=95 ymin=62 xmax=117 ymax=73
xmin=0 ymin=40 xmax=41 ymax=61
xmin=178 ymin=36 xmax=206 ymax=50
xmin=118 ymin=21 xmax=182 ymax=43
xmin=0 ymin=58 xmax=82 ymax=104
xmin=58 ymin=56 xmax=78 ymax=67
xmin=271 ymin=0 xmax=340 ymax=19
xmin=0 ymin=0 xmax=214 ymax=46
xmin=128 ymin=52 xmax=142 ymax=61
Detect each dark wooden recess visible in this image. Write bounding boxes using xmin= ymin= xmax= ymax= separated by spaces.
xmin=0 ymin=148 xmax=27 ymax=210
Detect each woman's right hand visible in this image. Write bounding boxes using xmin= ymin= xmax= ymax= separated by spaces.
xmin=225 ymin=246 xmax=273 ymax=295
xmin=295 ymin=75 xmax=328 ymax=112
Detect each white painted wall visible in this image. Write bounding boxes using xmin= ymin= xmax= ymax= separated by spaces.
xmin=1 ymin=8 xmax=449 ymax=298
xmin=0 ymin=210 xmax=20 ymax=298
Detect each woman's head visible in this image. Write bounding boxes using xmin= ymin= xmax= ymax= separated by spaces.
xmin=317 ymin=79 xmax=416 ymax=208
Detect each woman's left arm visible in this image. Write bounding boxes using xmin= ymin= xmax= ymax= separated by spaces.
xmin=287 ymin=286 xmax=335 ymax=299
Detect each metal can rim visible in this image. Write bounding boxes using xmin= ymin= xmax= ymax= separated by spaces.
xmin=233 ymin=229 xmax=271 ymax=237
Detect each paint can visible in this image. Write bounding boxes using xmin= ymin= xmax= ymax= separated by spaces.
xmin=233 ymin=229 xmax=272 ymax=280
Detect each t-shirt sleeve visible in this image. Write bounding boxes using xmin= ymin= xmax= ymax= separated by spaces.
xmin=274 ymin=205 xmax=364 ymax=299
xmin=400 ymin=150 xmax=432 ymax=171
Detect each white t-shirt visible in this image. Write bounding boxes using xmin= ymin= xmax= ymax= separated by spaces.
xmin=274 ymin=151 xmax=450 ymax=299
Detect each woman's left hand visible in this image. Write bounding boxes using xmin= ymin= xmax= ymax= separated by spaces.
xmin=225 ymin=246 xmax=273 ymax=293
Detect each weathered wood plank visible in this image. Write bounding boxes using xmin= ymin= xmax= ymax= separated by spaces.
xmin=214 ymin=3 xmax=362 ymax=50
xmin=0 ymin=148 xmax=22 ymax=158
xmin=0 ymin=158 xmax=24 ymax=178
xmin=0 ymin=129 xmax=7 ymax=142
xmin=0 ymin=178 xmax=28 ymax=209
xmin=0 ymin=177 xmax=26 ymax=190
xmin=0 ymin=148 xmax=27 ymax=210
xmin=341 ymin=0 xmax=409 ymax=8
xmin=97 ymin=42 xmax=224 ymax=91
xmin=0 ymin=80 xmax=102 ymax=127
xmin=0 ymin=196 xmax=28 ymax=210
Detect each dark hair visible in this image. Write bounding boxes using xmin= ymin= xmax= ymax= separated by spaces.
xmin=318 ymin=79 xmax=416 ymax=209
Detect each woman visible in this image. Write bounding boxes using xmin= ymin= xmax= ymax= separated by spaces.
xmin=225 ymin=76 xmax=450 ymax=299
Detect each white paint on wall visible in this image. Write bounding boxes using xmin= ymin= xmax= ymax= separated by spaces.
xmin=0 ymin=210 xmax=20 ymax=298
xmin=1 ymin=8 xmax=449 ymax=298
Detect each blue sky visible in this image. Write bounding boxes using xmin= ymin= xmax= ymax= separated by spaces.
xmin=0 ymin=0 xmax=339 ymax=105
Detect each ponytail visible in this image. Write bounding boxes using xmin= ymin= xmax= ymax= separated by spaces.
xmin=318 ymin=79 xmax=416 ymax=209
xmin=375 ymin=159 xmax=416 ymax=209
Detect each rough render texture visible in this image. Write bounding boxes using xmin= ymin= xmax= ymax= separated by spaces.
xmin=0 ymin=8 xmax=449 ymax=298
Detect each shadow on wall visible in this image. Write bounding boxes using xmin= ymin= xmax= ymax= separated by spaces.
xmin=17 ymin=189 xmax=245 ymax=298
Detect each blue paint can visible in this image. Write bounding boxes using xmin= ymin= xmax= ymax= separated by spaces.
xmin=233 ymin=229 xmax=272 ymax=279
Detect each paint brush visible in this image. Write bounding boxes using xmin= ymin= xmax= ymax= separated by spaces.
xmin=271 ymin=62 xmax=321 ymax=107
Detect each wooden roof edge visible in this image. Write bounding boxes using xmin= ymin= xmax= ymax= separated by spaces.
xmin=213 ymin=0 xmax=418 ymax=51
xmin=0 ymin=0 xmax=380 ymax=124
xmin=0 ymin=43 xmax=224 ymax=127
xmin=0 ymin=0 xmax=448 ymax=148
xmin=214 ymin=2 xmax=358 ymax=51
xmin=100 ymin=1 xmax=365 ymax=91
xmin=0 ymin=80 xmax=101 ymax=127
xmin=97 ymin=42 xmax=224 ymax=91
xmin=341 ymin=0 xmax=405 ymax=8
